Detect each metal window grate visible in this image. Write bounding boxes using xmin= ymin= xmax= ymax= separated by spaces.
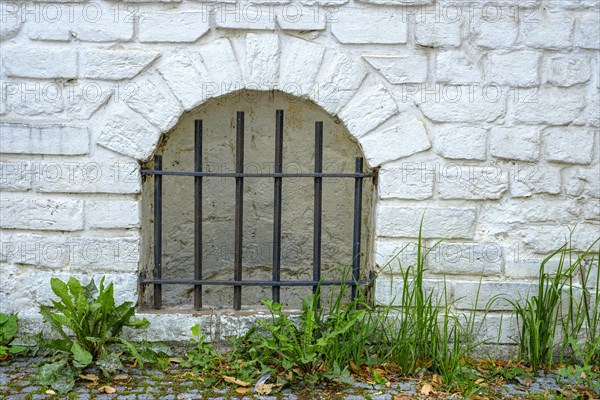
xmin=141 ymin=110 xmax=374 ymax=310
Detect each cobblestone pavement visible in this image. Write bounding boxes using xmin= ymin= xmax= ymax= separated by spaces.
xmin=1 ymin=357 xmax=597 ymax=399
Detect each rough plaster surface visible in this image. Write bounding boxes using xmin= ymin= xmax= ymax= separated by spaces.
xmin=0 ymin=0 xmax=598 ymax=343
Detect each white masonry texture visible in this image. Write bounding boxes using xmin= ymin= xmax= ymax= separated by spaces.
xmin=0 ymin=0 xmax=599 ymax=342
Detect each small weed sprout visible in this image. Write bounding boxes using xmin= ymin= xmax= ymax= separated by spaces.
xmin=0 ymin=313 xmax=26 ymax=360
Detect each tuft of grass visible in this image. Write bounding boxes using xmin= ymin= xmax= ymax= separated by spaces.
xmin=560 ymin=235 xmax=600 ymax=366
xmin=505 ymin=236 xmax=599 ymax=372
xmin=371 ymin=219 xmax=487 ymax=390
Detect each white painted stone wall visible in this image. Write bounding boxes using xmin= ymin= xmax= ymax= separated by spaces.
xmin=0 ymin=0 xmax=599 ymax=343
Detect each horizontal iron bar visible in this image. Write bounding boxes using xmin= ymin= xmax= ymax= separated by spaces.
xmin=141 ymin=170 xmax=373 ymax=178
xmin=141 ymin=278 xmax=373 ymax=287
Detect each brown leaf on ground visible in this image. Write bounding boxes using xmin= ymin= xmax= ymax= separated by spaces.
xmin=79 ymin=374 xmax=99 ymax=382
xmin=45 ymin=390 xmax=56 ymax=395
xmin=557 ymin=388 xmax=574 ymax=399
xmin=393 ymin=395 xmax=414 ymax=400
xmin=573 ymin=388 xmax=595 ymax=400
xmin=169 ymin=357 xmax=185 ymax=363
xmin=222 ymin=375 xmax=250 ymax=387
xmin=431 ymin=374 xmax=443 ymax=385
xmin=420 ymin=383 xmax=434 ymax=396
xmin=256 ymin=382 xmax=274 ymax=395
xmin=99 ymin=385 xmax=116 ymax=394
xmin=113 ymin=375 xmax=129 ymax=381
xmin=235 ymin=388 xmax=251 ymax=394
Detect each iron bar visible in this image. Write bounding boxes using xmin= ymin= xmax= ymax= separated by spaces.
xmin=234 ymin=111 xmax=244 ymax=310
xmin=351 ymin=157 xmax=364 ymax=300
xmin=141 ymin=170 xmax=372 ymax=178
xmin=153 ymin=155 xmax=163 ymax=310
xmin=313 ymin=121 xmax=323 ymax=296
xmin=142 ymin=279 xmax=373 ymax=287
xmin=194 ymin=120 xmax=203 ymax=310
xmin=272 ymin=110 xmax=284 ymax=302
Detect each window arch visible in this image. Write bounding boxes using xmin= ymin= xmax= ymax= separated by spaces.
xmin=140 ymin=90 xmax=375 ymax=310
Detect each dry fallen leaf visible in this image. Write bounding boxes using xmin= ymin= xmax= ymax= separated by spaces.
xmin=393 ymin=395 xmax=413 ymax=400
xmin=421 ymin=383 xmax=434 ymax=396
xmin=256 ymin=382 xmax=274 ymax=395
xmin=79 ymin=374 xmax=99 ymax=382
xmin=474 ymin=378 xmax=485 ymax=385
xmin=45 ymin=390 xmax=56 ymax=395
xmin=169 ymin=357 xmax=185 ymax=363
xmin=85 ymin=381 xmax=99 ymax=388
xmin=557 ymin=388 xmax=574 ymax=399
xmin=99 ymin=385 xmax=117 ymax=394
xmin=432 ymin=374 xmax=443 ymax=385
xmin=235 ymin=387 xmax=251 ymax=394
xmin=222 ymin=375 xmax=250 ymax=387
xmin=574 ymin=388 xmax=595 ymax=400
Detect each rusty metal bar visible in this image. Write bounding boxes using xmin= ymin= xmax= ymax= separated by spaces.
xmin=194 ymin=120 xmax=203 ymax=310
xmin=351 ymin=157 xmax=364 ymax=300
xmin=141 ymin=170 xmax=373 ymax=178
xmin=142 ymin=278 xmax=373 ymax=287
xmin=153 ymin=155 xmax=163 ymax=310
xmin=272 ymin=110 xmax=284 ymax=303
xmin=234 ymin=111 xmax=244 ymax=310
xmin=313 ymin=121 xmax=323 ymax=297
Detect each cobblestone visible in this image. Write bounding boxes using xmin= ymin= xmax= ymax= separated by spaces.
xmin=0 ymin=356 xmax=597 ymax=399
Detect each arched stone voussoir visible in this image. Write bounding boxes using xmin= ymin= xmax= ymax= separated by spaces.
xmin=360 ymin=115 xmax=431 ymax=168
xmin=125 ymin=70 xmax=185 ymax=133
xmin=277 ymin=35 xmax=325 ymax=98
xmin=338 ymin=80 xmax=400 ymax=141
xmin=156 ymin=38 xmax=242 ymax=112
xmin=309 ymin=50 xmax=367 ymax=116
xmin=244 ymin=33 xmax=280 ymax=87
xmin=92 ymin=102 xmax=162 ymax=162
xmin=156 ymin=50 xmax=212 ymax=111
xmin=193 ymin=38 xmax=243 ymax=97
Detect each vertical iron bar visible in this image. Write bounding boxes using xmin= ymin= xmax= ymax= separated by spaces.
xmin=272 ymin=110 xmax=284 ymax=303
xmin=351 ymin=157 xmax=364 ymax=300
xmin=153 ymin=155 xmax=163 ymax=310
xmin=194 ymin=120 xmax=203 ymax=310
xmin=234 ymin=111 xmax=244 ymax=310
xmin=313 ymin=121 xmax=323 ymax=297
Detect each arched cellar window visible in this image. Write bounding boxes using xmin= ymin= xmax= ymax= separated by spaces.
xmin=140 ymin=90 xmax=376 ymax=311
